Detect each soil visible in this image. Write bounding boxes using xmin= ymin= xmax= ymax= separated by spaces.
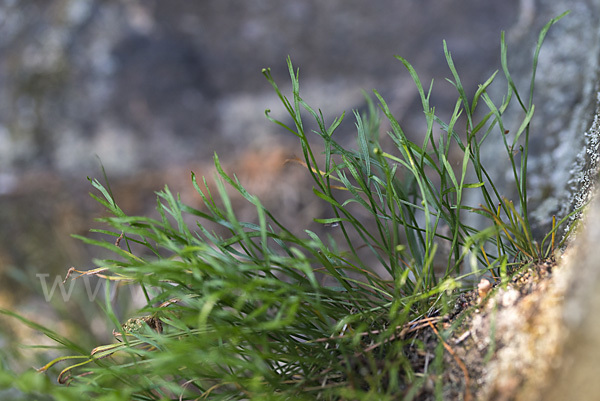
xmin=400 ymin=257 xmax=569 ymax=400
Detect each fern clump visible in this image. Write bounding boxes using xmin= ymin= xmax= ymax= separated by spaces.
xmin=0 ymin=12 xmax=572 ymax=401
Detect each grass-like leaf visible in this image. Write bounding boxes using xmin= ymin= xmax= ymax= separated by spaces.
xmin=1 ymin=13 xmax=575 ymax=400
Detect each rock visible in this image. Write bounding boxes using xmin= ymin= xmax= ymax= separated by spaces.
xmin=0 ymin=0 xmax=518 ymax=176
xmin=540 ymin=188 xmax=600 ymax=400
xmin=471 ymin=0 xmax=600 ymax=240
xmin=444 ymin=2 xmax=600 ymax=398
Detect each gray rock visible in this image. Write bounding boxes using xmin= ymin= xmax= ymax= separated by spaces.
xmin=0 ymin=0 xmax=518 ymax=176
xmin=471 ymin=0 xmax=600 ymax=240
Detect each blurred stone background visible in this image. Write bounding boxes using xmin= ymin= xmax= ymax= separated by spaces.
xmin=7 ymin=0 xmax=583 ymax=369
xmin=0 ymin=0 xmax=520 ymax=178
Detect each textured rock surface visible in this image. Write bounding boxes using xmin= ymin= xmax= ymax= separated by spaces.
xmin=541 ymin=188 xmax=600 ymax=400
xmin=440 ymin=2 xmax=600 ymax=395
xmin=472 ymin=0 xmax=600 ymax=239
xmin=445 ymin=184 xmax=600 ymax=400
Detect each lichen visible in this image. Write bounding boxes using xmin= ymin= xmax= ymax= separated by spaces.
xmin=562 ymin=91 xmax=600 ymax=243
